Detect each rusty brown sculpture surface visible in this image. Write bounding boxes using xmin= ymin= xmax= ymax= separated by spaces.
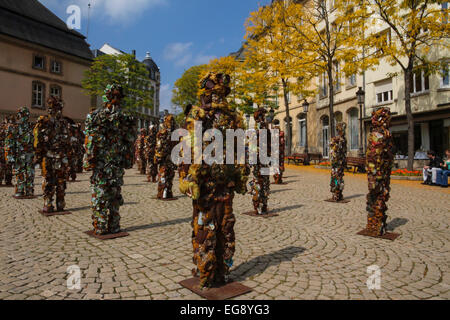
xmin=366 ymin=107 xmax=394 ymax=236
xmin=330 ymin=123 xmax=347 ymax=201
xmin=155 ymin=115 xmax=176 ymax=199
xmin=145 ymin=123 xmax=158 ymax=183
xmin=179 ymin=72 xmax=249 ymax=288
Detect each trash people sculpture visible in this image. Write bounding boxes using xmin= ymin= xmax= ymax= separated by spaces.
xmin=84 ymin=84 xmax=137 ymax=235
xmin=145 ymin=123 xmax=158 ymax=183
xmin=272 ymin=119 xmax=285 ymax=184
xmin=34 ymin=97 xmax=71 ymax=213
xmin=5 ymin=107 xmax=35 ymax=198
xmin=249 ymin=107 xmax=271 ymax=215
xmin=68 ymin=123 xmax=84 ymax=182
xmin=155 ymin=114 xmax=177 ymax=199
xmin=0 ymin=116 xmax=14 ymax=186
xmin=365 ymin=107 xmax=394 ymax=236
xmin=329 ymin=122 xmax=347 ymax=202
xmin=135 ymin=128 xmax=147 ymax=175
xmin=179 ymin=72 xmax=249 ymax=289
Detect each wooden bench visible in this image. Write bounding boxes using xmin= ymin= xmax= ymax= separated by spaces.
xmin=346 ymin=157 xmax=366 ymax=173
xmin=287 ymin=153 xmax=323 ymax=165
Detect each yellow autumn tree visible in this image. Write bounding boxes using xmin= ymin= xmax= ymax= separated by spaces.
xmin=351 ymin=0 xmax=450 ymax=170
xmin=244 ymin=0 xmax=313 ymax=155
xmin=281 ymin=0 xmax=367 ymax=138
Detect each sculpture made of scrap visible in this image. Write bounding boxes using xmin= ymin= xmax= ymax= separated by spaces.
xmin=34 ymin=97 xmax=71 ymax=213
xmin=179 ymin=72 xmax=249 ymax=289
xmin=249 ymin=107 xmax=271 ymax=215
xmin=0 ymin=116 xmax=14 ymax=186
xmin=135 ymin=128 xmax=148 ymax=175
xmin=68 ymin=122 xmax=84 ymax=182
xmin=83 ymin=84 xmax=137 ymax=235
xmin=145 ymin=123 xmax=158 ymax=183
xmin=330 ymin=122 xmax=347 ymax=202
xmin=5 ymin=107 xmax=35 ymax=197
xmin=155 ymin=114 xmax=177 ymax=199
xmin=272 ymin=119 xmax=285 ymax=184
xmin=366 ymin=107 xmax=394 ymax=236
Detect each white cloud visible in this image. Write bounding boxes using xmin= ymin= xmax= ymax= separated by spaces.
xmin=194 ymin=54 xmax=216 ymax=65
xmin=39 ymin=0 xmax=168 ymax=24
xmin=163 ymin=42 xmax=216 ymax=67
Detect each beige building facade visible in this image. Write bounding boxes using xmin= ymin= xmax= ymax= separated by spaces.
xmin=0 ymin=0 xmax=93 ymax=123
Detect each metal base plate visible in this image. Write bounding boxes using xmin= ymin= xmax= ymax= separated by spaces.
xmin=39 ymin=210 xmax=72 ymax=217
xmin=324 ymin=199 xmax=351 ymax=204
xmin=13 ymin=195 xmax=38 ymax=199
xmin=357 ymin=229 xmax=400 ymax=241
xmin=242 ymin=210 xmax=279 ymax=218
xmin=179 ymin=277 xmax=252 ymax=300
xmin=84 ymin=230 xmax=130 ymax=240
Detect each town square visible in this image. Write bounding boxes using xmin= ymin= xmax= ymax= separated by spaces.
xmin=0 ymin=0 xmax=449 ymax=305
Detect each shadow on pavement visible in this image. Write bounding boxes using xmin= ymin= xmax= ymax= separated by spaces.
xmin=271 ymin=189 xmax=292 ymax=194
xmin=345 ymin=194 xmax=365 ymax=200
xmin=125 ymin=217 xmax=191 ymax=232
xmin=386 ymin=217 xmax=408 ymax=231
xmin=270 ymin=204 xmax=303 ymax=214
xmin=232 ymin=246 xmax=306 ymax=282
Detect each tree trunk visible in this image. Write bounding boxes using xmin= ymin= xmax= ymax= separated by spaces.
xmin=328 ymin=66 xmax=335 ymax=138
xmin=404 ymin=67 xmax=415 ymax=171
xmin=282 ymin=79 xmax=292 ymax=156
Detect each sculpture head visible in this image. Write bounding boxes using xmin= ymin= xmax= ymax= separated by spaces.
xmin=336 ymin=122 xmax=347 ymax=136
xmin=199 ymin=72 xmax=231 ymax=108
xmin=46 ymin=96 xmax=64 ymax=118
xmin=371 ymin=107 xmax=391 ymax=129
xmin=17 ymin=106 xmax=30 ymax=124
xmin=103 ymin=84 xmax=124 ymax=108
xmin=163 ymin=114 xmax=176 ymax=130
xmin=253 ymin=107 xmax=267 ymax=126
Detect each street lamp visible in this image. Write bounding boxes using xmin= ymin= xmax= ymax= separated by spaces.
xmin=356 ymin=87 xmax=365 ymax=158
xmin=302 ymin=99 xmax=310 ymax=165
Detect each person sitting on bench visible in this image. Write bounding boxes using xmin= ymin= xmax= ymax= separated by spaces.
xmin=422 ymin=150 xmax=443 ymax=185
xmin=436 ymin=149 xmax=450 ymax=188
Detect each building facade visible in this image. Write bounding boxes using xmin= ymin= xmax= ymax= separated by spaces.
xmin=0 ymin=0 xmax=93 ymax=123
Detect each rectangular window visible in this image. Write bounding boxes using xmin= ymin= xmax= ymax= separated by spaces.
xmin=443 ymin=2 xmax=448 ymax=24
xmin=50 ymin=85 xmax=61 ymax=99
xmin=375 ymin=79 xmax=393 ymax=104
xmin=411 ymin=70 xmax=430 ymax=93
xmin=348 ymin=74 xmax=356 ymax=87
xmin=375 ymin=29 xmax=391 ymax=55
xmin=349 ymin=109 xmax=359 ymax=150
xmin=51 ymin=60 xmax=62 ymax=74
xmin=33 ymin=55 xmax=45 ymax=70
xmin=32 ymin=82 xmax=45 ymax=108
xmin=320 ymin=72 xmax=328 ymax=98
xmin=442 ymin=64 xmax=449 ymax=87
xmin=334 ymin=61 xmax=341 ymax=92
xmin=298 ymin=119 xmax=306 ymax=147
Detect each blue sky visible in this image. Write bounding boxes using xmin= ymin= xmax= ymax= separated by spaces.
xmin=38 ymin=0 xmax=271 ymax=112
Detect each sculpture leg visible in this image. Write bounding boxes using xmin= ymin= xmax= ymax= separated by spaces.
xmin=0 ymin=162 xmax=5 ymax=184
xmin=15 ymin=162 xmax=26 ymax=196
xmin=91 ymin=183 xmax=108 ymax=235
xmin=26 ymin=160 xmax=35 ymax=196
xmin=107 ymin=184 xmax=123 ymax=234
xmin=42 ymin=161 xmax=56 ymax=212
xmin=55 ymin=168 xmax=67 ymax=211
xmin=5 ymin=163 xmax=12 ymax=185
xmin=215 ymin=194 xmax=235 ymax=284
xmin=166 ymin=164 xmax=175 ymax=198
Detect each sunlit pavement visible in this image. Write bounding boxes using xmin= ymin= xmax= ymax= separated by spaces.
xmin=0 ymin=166 xmax=448 ymax=300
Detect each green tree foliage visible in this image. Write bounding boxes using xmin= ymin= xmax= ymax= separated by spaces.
xmin=82 ymin=53 xmax=153 ymax=113
xmin=171 ymin=65 xmax=207 ymax=111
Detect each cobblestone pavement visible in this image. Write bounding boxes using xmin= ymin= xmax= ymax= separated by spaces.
xmin=0 ymin=165 xmax=449 ymax=300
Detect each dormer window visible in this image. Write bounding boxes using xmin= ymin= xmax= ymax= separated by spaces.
xmin=51 ymin=60 xmax=62 ymax=74
xmin=33 ymin=54 xmax=45 ymax=70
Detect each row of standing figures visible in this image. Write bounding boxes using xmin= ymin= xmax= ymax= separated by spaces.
xmin=3 ymin=74 xmax=394 ymax=292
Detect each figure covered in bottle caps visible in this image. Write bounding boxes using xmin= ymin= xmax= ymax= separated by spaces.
xmin=84 ymin=84 xmax=137 ymax=235
xmin=249 ymin=107 xmax=271 ymax=215
xmin=144 ymin=123 xmax=158 ymax=183
xmin=34 ymin=97 xmax=71 ymax=213
xmin=0 ymin=117 xmax=14 ymax=186
xmin=5 ymin=107 xmax=35 ymax=197
xmin=272 ymin=119 xmax=285 ymax=184
xmin=329 ymin=122 xmax=347 ymax=202
xmin=155 ymin=114 xmax=176 ymax=199
xmin=68 ymin=123 xmax=84 ymax=182
xmin=366 ymin=107 xmax=394 ymax=236
xmin=135 ymin=128 xmax=147 ymax=175
xmin=179 ymin=72 xmax=249 ymax=288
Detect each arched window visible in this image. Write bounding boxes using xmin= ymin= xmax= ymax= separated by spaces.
xmin=297 ymin=114 xmax=306 ymax=147
xmin=348 ymin=108 xmax=359 ymax=150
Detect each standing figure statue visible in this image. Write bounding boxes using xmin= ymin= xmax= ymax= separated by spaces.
xmin=329 ymin=123 xmax=347 ymax=202
xmin=155 ymin=114 xmax=176 ymax=199
xmin=75 ymin=124 xmax=85 ymax=174
xmin=144 ymin=123 xmax=158 ymax=183
xmin=5 ymin=107 xmax=35 ymax=197
xmin=135 ymin=128 xmax=147 ymax=175
xmin=68 ymin=123 xmax=84 ymax=182
xmin=84 ymin=84 xmax=137 ymax=235
xmin=249 ymin=107 xmax=271 ymax=215
xmin=34 ymin=97 xmax=71 ymax=213
xmin=0 ymin=117 xmax=13 ymax=186
xmin=366 ymin=107 xmax=394 ymax=236
xmin=272 ymin=119 xmax=285 ymax=184
xmin=179 ymin=72 xmax=249 ymax=288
